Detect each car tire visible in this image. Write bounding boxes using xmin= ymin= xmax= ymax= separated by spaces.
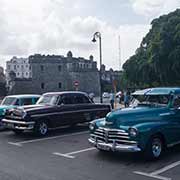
xmin=34 ymin=121 xmax=48 ymax=136
xmin=13 ymin=129 xmax=24 ymax=135
xmin=144 ymin=135 xmax=164 ymax=160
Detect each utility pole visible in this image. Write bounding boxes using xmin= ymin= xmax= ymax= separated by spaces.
xmin=118 ymin=35 xmax=121 ymax=71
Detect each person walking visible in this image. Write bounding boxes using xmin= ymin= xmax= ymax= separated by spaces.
xmin=109 ymin=92 xmax=115 ymax=109
xmin=124 ymin=91 xmax=130 ymax=108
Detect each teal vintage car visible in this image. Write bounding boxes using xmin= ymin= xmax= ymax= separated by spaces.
xmin=89 ymin=87 xmax=180 ymax=159
xmin=0 ymin=94 xmax=40 ymax=125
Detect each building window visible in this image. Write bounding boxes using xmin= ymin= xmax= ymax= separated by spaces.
xmin=29 ymin=66 xmax=31 ymax=70
xmin=58 ymin=65 xmax=62 ymax=72
xmin=14 ymin=65 xmax=16 ymax=70
xmin=40 ymin=65 xmax=44 ymax=72
xmin=41 ymin=83 xmax=45 ymax=89
xmin=26 ymin=72 xmax=28 ymax=76
xmin=58 ymin=82 xmax=62 ymax=89
xmin=7 ymin=65 xmax=11 ymax=69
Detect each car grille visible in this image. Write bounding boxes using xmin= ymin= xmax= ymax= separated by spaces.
xmin=5 ymin=109 xmax=23 ymax=120
xmin=90 ymin=127 xmax=137 ymax=145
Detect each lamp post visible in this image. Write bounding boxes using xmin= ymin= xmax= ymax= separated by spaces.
xmin=92 ymin=32 xmax=103 ymax=103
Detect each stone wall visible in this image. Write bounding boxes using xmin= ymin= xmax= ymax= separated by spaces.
xmin=8 ymin=62 xmax=100 ymax=95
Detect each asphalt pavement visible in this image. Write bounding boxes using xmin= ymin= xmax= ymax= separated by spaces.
xmin=0 ymin=124 xmax=179 ymax=180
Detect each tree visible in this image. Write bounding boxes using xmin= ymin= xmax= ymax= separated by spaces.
xmin=122 ymin=9 xmax=180 ymax=88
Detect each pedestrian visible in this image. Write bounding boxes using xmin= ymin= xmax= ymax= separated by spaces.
xmin=109 ymin=92 xmax=115 ymax=109
xmin=89 ymin=92 xmax=94 ymax=102
xmin=124 ymin=91 xmax=130 ymax=108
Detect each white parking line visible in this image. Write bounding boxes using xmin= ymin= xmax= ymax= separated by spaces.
xmin=67 ymin=147 xmax=96 ymax=155
xmin=134 ymin=171 xmax=171 ymax=180
xmin=134 ymin=160 xmax=180 ymax=180
xmin=8 ymin=131 xmax=88 ymax=147
xmin=53 ymin=147 xmax=96 ymax=159
xmin=53 ymin=152 xmax=75 ymax=159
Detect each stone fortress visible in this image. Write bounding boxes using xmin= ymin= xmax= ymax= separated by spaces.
xmin=6 ymin=51 xmax=101 ymax=95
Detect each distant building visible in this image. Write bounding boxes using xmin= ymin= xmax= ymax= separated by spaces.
xmin=6 ymin=52 xmax=100 ymax=95
xmin=0 ymin=66 xmax=6 ymax=97
xmin=6 ymin=56 xmax=32 ymax=87
xmin=101 ymin=64 xmax=122 ymax=92
xmin=101 ymin=64 xmax=122 ymax=83
xmin=0 ymin=66 xmax=5 ymax=83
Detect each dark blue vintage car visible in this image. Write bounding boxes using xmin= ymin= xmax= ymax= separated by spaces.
xmin=2 ymin=91 xmax=111 ymax=136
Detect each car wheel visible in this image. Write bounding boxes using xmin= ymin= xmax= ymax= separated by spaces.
xmin=13 ymin=129 xmax=24 ymax=135
xmin=144 ymin=135 xmax=164 ymax=160
xmin=34 ymin=121 xmax=48 ymax=136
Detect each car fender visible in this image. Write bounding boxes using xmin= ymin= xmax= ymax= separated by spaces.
xmin=133 ymin=121 xmax=168 ymax=150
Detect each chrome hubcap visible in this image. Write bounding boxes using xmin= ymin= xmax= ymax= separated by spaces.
xmin=152 ymin=138 xmax=162 ymax=158
xmin=39 ymin=122 xmax=48 ymax=135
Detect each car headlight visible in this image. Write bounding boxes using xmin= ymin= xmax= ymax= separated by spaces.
xmin=22 ymin=111 xmax=27 ymax=118
xmin=89 ymin=122 xmax=95 ymax=131
xmin=129 ymin=127 xmax=138 ymax=137
xmin=2 ymin=109 xmax=7 ymax=115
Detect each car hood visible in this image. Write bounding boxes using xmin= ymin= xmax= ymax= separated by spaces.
xmin=15 ymin=104 xmax=58 ymax=116
xmin=105 ymin=105 xmax=170 ymax=127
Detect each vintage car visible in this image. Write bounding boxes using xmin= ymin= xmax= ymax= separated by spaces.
xmin=2 ymin=91 xmax=111 ymax=136
xmin=89 ymin=87 xmax=180 ymax=159
xmin=0 ymin=94 xmax=40 ymax=126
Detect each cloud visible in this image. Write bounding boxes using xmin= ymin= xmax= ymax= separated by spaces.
xmin=0 ymin=0 xmax=170 ymax=71
xmin=131 ymin=0 xmax=180 ymax=17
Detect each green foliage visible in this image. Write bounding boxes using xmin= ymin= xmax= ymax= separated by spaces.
xmin=122 ymin=9 xmax=180 ymax=88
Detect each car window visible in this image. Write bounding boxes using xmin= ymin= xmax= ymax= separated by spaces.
xmin=173 ymin=96 xmax=180 ymax=108
xmin=61 ymin=95 xmax=73 ymax=105
xmin=73 ymin=95 xmax=91 ymax=104
xmin=33 ymin=97 xmax=40 ymax=104
xmin=21 ymin=98 xmax=33 ymax=105
xmin=1 ymin=97 xmax=17 ymax=106
xmin=13 ymin=98 xmax=20 ymax=106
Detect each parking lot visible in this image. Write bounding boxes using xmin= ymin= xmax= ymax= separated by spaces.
xmin=0 ymin=125 xmax=179 ymax=180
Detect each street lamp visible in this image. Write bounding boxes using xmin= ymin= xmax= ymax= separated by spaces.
xmin=92 ymin=32 xmax=103 ymax=103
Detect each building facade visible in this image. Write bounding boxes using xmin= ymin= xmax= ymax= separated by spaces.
xmin=6 ymin=56 xmax=32 ymax=87
xmin=0 ymin=66 xmax=6 ymax=97
xmin=7 ymin=52 xmax=101 ymax=95
xmin=101 ymin=64 xmax=122 ymax=92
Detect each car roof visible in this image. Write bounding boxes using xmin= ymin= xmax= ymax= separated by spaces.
xmin=5 ymin=94 xmax=41 ymax=98
xmin=43 ymin=91 xmax=88 ymax=96
xmin=132 ymin=87 xmax=180 ymax=96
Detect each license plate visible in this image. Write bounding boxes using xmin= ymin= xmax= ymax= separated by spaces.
xmin=6 ymin=123 xmax=14 ymax=128
xmin=97 ymin=143 xmax=110 ymax=151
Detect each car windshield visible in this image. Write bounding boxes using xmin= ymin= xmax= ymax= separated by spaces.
xmin=1 ymin=97 xmax=17 ymax=106
xmin=37 ymin=95 xmax=59 ymax=105
xmin=132 ymin=95 xmax=170 ymax=107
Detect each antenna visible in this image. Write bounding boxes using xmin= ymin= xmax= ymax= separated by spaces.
xmin=118 ymin=35 xmax=121 ymax=70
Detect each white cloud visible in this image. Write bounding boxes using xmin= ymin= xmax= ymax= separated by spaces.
xmin=0 ymin=0 xmax=169 ymax=71
xmin=131 ymin=0 xmax=180 ymax=18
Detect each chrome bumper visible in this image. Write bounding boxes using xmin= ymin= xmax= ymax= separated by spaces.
xmin=2 ymin=119 xmax=35 ymax=130
xmin=88 ymin=138 xmax=141 ymax=152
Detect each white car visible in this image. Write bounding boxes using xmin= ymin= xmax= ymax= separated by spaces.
xmin=103 ymin=92 xmax=110 ymax=98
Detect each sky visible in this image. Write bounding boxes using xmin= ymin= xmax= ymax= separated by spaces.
xmin=0 ymin=0 xmax=179 ymax=70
